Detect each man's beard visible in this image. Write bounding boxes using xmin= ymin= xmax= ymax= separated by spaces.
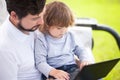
xmin=17 ymin=21 xmax=40 ymax=32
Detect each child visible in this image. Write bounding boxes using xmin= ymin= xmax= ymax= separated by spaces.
xmin=35 ymin=1 xmax=94 ymax=80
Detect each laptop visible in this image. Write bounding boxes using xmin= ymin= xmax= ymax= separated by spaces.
xmin=70 ymin=58 xmax=120 ymax=80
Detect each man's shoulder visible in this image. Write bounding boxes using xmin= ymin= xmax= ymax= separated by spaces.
xmin=0 ymin=40 xmax=13 ymax=51
xmin=0 ymin=42 xmax=14 ymax=56
xmin=0 ymin=31 xmax=16 ymax=52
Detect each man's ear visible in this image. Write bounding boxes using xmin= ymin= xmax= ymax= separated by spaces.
xmin=10 ymin=11 xmax=19 ymax=24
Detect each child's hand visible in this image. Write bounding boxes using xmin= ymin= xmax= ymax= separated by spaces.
xmin=49 ymin=68 xmax=70 ymax=80
xmin=79 ymin=61 xmax=90 ymax=70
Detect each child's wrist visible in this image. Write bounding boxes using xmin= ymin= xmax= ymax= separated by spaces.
xmin=49 ymin=68 xmax=57 ymax=77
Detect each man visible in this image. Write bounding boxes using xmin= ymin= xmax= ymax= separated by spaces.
xmin=0 ymin=0 xmax=46 ymax=80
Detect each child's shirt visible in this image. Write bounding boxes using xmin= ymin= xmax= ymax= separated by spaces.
xmin=35 ymin=30 xmax=94 ymax=77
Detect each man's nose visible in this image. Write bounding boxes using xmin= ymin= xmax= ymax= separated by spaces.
xmin=37 ymin=18 xmax=44 ymax=25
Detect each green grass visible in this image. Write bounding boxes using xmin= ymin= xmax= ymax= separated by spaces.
xmin=47 ymin=0 xmax=120 ymax=80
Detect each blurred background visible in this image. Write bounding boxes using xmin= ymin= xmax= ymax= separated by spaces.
xmin=47 ymin=0 xmax=120 ymax=80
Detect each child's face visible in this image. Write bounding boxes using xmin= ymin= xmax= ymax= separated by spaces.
xmin=48 ymin=26 xmax=68 ymax=38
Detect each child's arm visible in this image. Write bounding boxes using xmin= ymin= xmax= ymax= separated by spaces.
xmin=74 ymin=45 xmax=95 ymax=70
xmin=35 ymin=36 xmax=70 ymax=80
xmin=35 ymin=37 xmax=53 ymax=78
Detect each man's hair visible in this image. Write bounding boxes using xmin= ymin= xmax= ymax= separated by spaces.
xmin=6 ymin=0 xmax=46 ymax=19
xmin=40 ymin=1 xmax=74 ymax=33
